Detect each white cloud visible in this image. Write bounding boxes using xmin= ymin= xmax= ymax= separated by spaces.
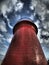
xmin=30 ymin=5 xmax=34 ymax=10
xmin=0 ymin=0 xmax=10 ymax=15
xmin=6 ymin=37 xmax=12 ymax=43
xmin=42 ymin=46 xmax=49 ymax=60
xmin=4 ymin=45 xmax=8 ymax=49
xmin=5 ymin=33 xmax=13 ymax=43
xmin=30 ymin=0 xmax=37 ymax=11
xmin=0 ymin=50 xmax=6 ymax=56
xmin=37 ymin=29 xmax=41 ymax=41
xmin=12 ymin=0 xmax=18 ymax=5
xmin=0 ymin=21 xmax=7 ymax=32
xmin=34 ymin=20 xmax=40 ymax=28
xmin=41 ymin=30 xmax=49 ymax=36
xmin=0 ymin=34 xmax=3 ymax=38
xmin=8 ymin=21 xmax=13 ymax=29
xmin=30 ymin=0 xmax=46 ymax=21
xmin=14 ymin=1 xmax=24 ymax=11
xmin=29 ymin=15 xmax=34 ymax=20
xmin=1 ymin=4 xmax=7 ymax=15
xmin=0 ymin=0 xmax=24 ymax=15
xmin=42 ymin=0 xmax=49 ymax=3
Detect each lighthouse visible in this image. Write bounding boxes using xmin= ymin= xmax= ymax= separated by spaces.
xmin=1 ymin=20 xmax=47 ymax=65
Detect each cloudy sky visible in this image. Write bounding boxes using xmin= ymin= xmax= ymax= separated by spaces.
xmin=0 ymin=0 xmax=49 ymax=64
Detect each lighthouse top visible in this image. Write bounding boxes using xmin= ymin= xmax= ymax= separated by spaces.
xmin=13 ymin=20 xmax=38 ymax=34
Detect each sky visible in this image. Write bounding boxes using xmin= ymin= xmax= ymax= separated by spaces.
xmin=0 ymin=0 xmax=49 ymax=64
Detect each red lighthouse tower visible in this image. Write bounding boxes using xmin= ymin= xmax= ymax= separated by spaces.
xmin=1 ymin=20 xmax=47 ymax=65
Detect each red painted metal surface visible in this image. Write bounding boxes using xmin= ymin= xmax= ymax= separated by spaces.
xmin=1 ymin=20 xmax=47 ymax=65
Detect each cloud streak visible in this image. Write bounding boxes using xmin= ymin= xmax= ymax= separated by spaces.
xmin=0 ymin=21 xmax=7 ymax=32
